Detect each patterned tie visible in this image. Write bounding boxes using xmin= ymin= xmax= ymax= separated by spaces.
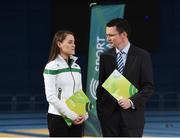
xmin=116 ymin=51 xmax=124 ymax=74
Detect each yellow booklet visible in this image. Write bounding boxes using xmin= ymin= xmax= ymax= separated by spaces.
xmin=102 ymin=69 xmax=138 ymax=100
xmin=64 ymin=90 xmax=93 ymax=126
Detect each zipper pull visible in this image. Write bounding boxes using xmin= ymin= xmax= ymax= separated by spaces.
xmin=58 ymin=88 xmax=62 ymax=100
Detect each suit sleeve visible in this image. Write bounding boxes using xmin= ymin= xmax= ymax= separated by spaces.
xmin=130 ymin=52 xmax=154 ymax=109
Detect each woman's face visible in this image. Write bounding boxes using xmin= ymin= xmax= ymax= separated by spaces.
xmin=58 ymin=34 xmax=75 ymax=56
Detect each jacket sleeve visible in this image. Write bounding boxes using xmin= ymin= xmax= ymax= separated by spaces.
xmin=77 ymin=68 xmax=83 ymax=91
xmin=43 ymin=64 xmax=78 ymax=120
xmin=130 ymin=52 xmax=154 ymax=109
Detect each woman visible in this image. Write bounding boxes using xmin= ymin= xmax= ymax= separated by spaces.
xmin=43 ymin=30 xmax=87 ymax=137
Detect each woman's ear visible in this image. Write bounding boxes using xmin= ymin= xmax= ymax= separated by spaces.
xmin=57 ymin=41 xmax=62 ymax=48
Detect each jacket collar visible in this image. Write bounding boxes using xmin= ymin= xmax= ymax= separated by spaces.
xmin=56 ymin=54 xmax=78 ymax=66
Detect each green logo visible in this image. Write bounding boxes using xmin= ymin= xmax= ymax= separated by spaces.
xmin=129 ymin=84 xmax=138 ymax=96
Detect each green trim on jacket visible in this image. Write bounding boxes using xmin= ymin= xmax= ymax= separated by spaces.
xmin=44 ymin=68 xmax=81 ymax=75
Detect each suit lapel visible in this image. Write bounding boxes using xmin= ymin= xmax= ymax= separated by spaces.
xmin=123 ymin=45 xmax=137 ymax=76
xmin=105 ymin=46 xmax=137 ymax=76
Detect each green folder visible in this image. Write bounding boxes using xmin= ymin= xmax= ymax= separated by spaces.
xmin=64 ymin=90 xmax=93 ymax=126
xmin=102 ymin=69 xmax=138 ymax=100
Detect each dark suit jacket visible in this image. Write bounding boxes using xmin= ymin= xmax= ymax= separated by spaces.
xmin=96 ymin=44 xmax=154 ymax=129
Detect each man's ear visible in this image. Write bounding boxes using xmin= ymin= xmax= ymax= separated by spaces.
xmin=122 ymin=32 xmax=128 ymax=37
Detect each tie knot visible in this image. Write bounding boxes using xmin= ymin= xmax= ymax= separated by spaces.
xmin=120 ymin=50 xmax=124 ymax=54
xmin=117 ymin=51 xmax=123 ymax=57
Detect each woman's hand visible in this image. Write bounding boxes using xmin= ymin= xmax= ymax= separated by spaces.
xmin=73 ymin=116 xmax=85 ymax=125
xmin=72 ymin=113 xmax=89 ymax=125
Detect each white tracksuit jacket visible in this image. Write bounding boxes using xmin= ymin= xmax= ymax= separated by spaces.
xmin=43 ymin=54 xmax=82 ymax=120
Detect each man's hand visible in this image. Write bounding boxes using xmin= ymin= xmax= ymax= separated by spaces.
xmin=118 ymin=97 xmax=131 ymax=109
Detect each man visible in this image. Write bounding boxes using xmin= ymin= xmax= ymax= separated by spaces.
xmin=96 ymin=18 xmax=154 ymax=137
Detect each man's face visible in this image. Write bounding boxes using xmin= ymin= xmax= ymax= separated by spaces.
xmin=106 ymin=26 xmax=123 ymax=48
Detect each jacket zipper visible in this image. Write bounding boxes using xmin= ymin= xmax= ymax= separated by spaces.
xmin=69 ymin=66 xmax=75 ymax=94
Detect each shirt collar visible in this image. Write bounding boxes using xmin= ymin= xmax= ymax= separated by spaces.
xmin=116 ymin=42 xmax=130 ymax=54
